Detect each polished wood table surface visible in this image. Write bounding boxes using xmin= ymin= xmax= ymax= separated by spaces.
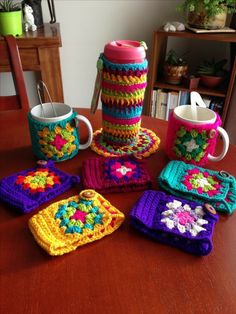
xmin=0 ymin=23 xmax=64 ymax=103
xmin=1 ymin=109 xmax=236 ymax=314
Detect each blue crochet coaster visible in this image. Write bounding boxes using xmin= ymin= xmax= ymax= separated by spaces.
xmin=158 ymin=161 xmax=236 ymax=214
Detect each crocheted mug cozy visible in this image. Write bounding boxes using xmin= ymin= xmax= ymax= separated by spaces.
xmin=82 ymin=156 xmax=152 ymax=193
xmin=29 ymin=189 xmax=125 ymax=256
xmin=0 ymin=160 xmax=80 ymax=214
xmin=158 ymin=160 xmax=236 ymax=214
xmin=28 ymin=112 xmax=80 ymax=162
xmin=91 ymin=55 xmax=160 ymax=158
xmin=165 ymin=111 xmax=223 ymax=166
xmin=130 ymin=190 xmax=219 ymax=256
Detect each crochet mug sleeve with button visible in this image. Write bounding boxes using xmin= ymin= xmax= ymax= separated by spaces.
xmin=29 ymin=189 xmax=125 ymax=256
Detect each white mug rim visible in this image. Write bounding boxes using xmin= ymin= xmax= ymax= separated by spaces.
xmin=174 ymin=105 xmax=216 ymax=125
xmin=30 ymin=103 xmax=72 ymax=122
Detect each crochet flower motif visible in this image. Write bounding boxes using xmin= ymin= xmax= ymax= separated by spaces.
xmin=37 ymin=124 xmax=77 ymax=159
xmin=182 ymin=168 xmax=222 ymax=197
xmin=105 ymin=159 xmax=140 ymax=181
xmin=55 ymin=199 xmax=104 ymax=234
xmin=15 ymin=168 xmax=61 ymax=194
xmin=161 ymin=200 xmax=208 ymax=237
xmin=173 ymin=127 xmax=208 ymax=162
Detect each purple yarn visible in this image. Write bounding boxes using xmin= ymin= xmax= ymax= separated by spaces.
xmin=0 ymin=160 xmax=80 ymax=214
xmin=130 ymin=190 xmax=218 ymax=256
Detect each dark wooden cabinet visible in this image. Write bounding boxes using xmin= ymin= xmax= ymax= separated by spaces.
xmin=145 ymin=29 xmax=236 ymax=124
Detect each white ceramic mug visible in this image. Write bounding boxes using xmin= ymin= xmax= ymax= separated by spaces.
xmin=166 ymin=92 xmax=229 ymax=165
xmin=28 ymin=103 xmax=93 ymax=161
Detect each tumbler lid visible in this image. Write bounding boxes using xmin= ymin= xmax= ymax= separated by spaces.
xmin=104 ymin=40 xmax=147 ymax=63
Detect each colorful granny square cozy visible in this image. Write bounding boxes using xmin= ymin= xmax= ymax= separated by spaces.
xmin=158 ymin=160 xmax=236 ymax=214
xmin=0 ymin=160 xmax=80 ymax=214
xmin=130 ymin=190 xmax=219 ymax=256
xmin=82 ymin=156 xmax=152 ymax=193
xmin=29 ymin=189 xmax=125 ymax=256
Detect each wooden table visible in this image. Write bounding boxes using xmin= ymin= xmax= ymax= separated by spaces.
xmin=0 ymin=23 xmax=64 ymax=103
xmin=1 ymin=109 xmax=236 ymax=314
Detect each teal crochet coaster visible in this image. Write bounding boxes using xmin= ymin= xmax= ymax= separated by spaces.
xmin=158 ymin=161 xmax=236 ymax=214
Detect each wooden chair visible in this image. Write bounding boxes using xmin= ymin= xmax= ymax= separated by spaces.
xmin=0 ymin=35 xmax=29 ymax=111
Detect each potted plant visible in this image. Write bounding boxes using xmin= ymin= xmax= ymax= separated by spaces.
xmin=178 ymin=0 xmax=236 ymax=30
xmin=163 ymin=49 xmax=188 ymax=85
xmin=197 ymin=58 xmax=228 ymax=88
xmin=0 ymin=0 xmax=23 ymax=36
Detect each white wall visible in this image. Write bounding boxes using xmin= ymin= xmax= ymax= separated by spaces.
xmin=40 ymin=0 xmax=182 ymax=108
xmin=0 ymin=0 xmax=229 ymax=108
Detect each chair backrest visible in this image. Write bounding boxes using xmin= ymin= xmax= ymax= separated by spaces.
xmin=0 ymin=35 xmax=29 ymax=111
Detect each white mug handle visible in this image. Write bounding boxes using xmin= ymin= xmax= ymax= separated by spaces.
xmin=208 ymin=127 xmax=229 ymax=162
xmin=75 ymin=114 xmax=93 ymax=150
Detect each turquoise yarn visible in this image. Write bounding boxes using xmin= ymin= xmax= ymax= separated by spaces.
xmin=101 ymin=54 xmax=148 ymax=71
xmin=158 ymin=160 xmax=236 ymax=214
xmin=102 ymin=104 xmax=143 ymax=119
xmin=28 ymin=112 xmax=80 ymax=162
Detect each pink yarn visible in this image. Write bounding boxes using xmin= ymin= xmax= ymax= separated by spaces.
xmin=102 ymin=81 xmax=147 ymax=93
xmin=71 ymin=210 xmax=87 ymax=223
xmin=50 ymin=134 xmax=67 ymax=150
xmin=165 ymin=111 xmax=222 ymax=166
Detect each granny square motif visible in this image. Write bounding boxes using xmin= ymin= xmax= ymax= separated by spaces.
xmin=0 ymin=160 xmax=80 ymax=214
xmin=82 ymin=156 xmax=152 ymax=193
xmin=130 ymin=190 xmax=219 ymax=256
xmin=29 ymin=189 xmax=125 ymax=256
xmin=165 ymin=111 xmax=222 ymax=166
xmin=158 ymin=160 xmax=236 ymax=214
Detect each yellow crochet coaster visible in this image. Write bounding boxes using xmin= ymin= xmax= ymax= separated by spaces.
xmin=29 ymin=190 xmax=125 ymax=256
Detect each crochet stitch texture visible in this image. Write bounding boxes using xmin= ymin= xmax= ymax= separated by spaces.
xmin=29 ymin=189 xmax=125 ymax=256
xmin=28 ymin=112 xmax=79 ymax=162
xmin=82 ymin=156 xmax=152 ymax=193
xmin=91 ymin=54 xmax=160 ymax=158
xmin=165 ymin=112 xmax=222 ymax=165
xmin=130 ymin=190 xmax=218 ymax=255
xmin=158 ymin=160 xmax=236 ymax=214
xmin=0 ymin=160 xmax=80 ymax=213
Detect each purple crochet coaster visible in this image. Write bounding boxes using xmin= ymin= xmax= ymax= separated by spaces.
xmin=82 ymin=156 xmax=152 ymax=193
xmin=130 ymin=190 xmax=219 ymax=256
xmin=0 ymin=160 xmax=80 ymax=214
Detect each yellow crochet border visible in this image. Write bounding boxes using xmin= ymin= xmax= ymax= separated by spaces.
xmin=29 ymin=190 xmax=125 ymax=256
xmin=103 ymin=72 xmax=147 ymax=84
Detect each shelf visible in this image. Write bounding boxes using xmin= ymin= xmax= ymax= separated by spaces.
xmin=145 ymin=28 xmax=236 ymax=123
xmin=154 ymin=29 xmax=236 ymax=43
xmin=153 ymin=79 xmax=227 ymax=98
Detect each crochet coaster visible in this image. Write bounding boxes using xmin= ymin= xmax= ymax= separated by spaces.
xmin=158 ymin=160 xmax=236 ymax=214
xmin=91 ymin=127 xmax=160 ymax=158
xmin=130 ymin=190 xmax=219 ymax=256
xmin=82 ymin=156 xmax=152 ymax=193
xmin=29 ymin=189 xmax=125 ymax=256
xmin=0 ymin=160 xmax=80 ymax=214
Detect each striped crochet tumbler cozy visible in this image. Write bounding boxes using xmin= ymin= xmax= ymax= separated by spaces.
xmin=91 ymin=40 xmax=160 ymax=158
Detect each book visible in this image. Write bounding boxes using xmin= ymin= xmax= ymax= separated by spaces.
xmin=179 ymin=91 xmax=190 ymax=106
xmin=202 ymin=96 xmax=212 ymax=108
xmin=155 ymin=89 xmax=162 ymax=119
xmin=165 ymin=91 xmax=179 ymax=120
xmin=158 ymin=91 xmax=168 ymax=120
xmin=151 ymin=90 xmax=157 ymax=117
xmin=185 ymin=25 xmax=236 ymax=33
